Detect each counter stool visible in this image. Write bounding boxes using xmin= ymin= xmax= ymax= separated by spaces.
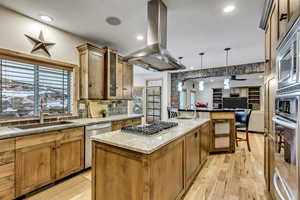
xmin=235 ymin=109 xmax=252 ymax=152
xmin=167 ymin=107 xmax=178 ymax=118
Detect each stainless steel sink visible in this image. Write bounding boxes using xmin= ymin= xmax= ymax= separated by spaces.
xmin=15 ymin=121 xmax=73 ymax=130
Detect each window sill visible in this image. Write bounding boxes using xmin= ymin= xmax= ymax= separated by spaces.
xmin=0 ymin=114 xmax=79 ymax=124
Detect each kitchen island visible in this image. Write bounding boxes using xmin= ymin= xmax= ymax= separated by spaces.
xmin=91 ymin=118 xmax=210 ymax=200
xmin=179 ymin=108 xmax=237 ymax=153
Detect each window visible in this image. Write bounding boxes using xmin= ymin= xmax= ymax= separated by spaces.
xmin=190 ymin=91 xmax=196 ymax=108
xmin=0 ymin=59 xmax=72 ymax=119
xmin=179 ymin=90 xmax=187 ymax=109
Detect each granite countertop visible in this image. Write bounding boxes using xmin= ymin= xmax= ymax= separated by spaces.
xmin=0 ymin=114 xmax=143 ymax=140
xmin=91 ymin=118 xmax=210 ymax=154
xmin=179 ymin=108 xmax=245 ymax=112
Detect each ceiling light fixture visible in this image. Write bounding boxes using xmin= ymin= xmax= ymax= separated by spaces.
xmin=40 ymin=15 xmax=53 ymax=22
xmin=224 ymin=48 xmax=231 ymax=90
xmin=223 ymin=5 xmax=235 ymax=13
xmin=136 ymin=35 xmax=144 ymax=41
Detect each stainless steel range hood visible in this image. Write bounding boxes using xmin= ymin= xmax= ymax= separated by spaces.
xmin=124 ymin=0 xmax=186 ymax=71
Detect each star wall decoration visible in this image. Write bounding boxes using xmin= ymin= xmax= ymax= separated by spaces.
xmin=25 ymin=30 xmax=55 ymax=57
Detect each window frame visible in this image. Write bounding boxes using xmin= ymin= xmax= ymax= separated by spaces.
xmin=179 ymin=89 xmax=187 ymax=109
xmin=0 ymin=48 xmax=79 ymax=121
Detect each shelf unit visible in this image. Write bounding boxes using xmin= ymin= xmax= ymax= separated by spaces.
xmin=213 ymin=88 xmax=223 ymax=109
xmin=248 ymin=87 xmax=261 ymax=110
xmin=146 ymin=86 xmax=161 ymax=123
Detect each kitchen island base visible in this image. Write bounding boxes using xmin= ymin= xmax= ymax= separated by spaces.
xmin=92 ymin=121 xmax=210 ymax=200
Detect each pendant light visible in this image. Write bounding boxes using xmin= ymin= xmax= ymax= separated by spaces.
xmin=177 ymin=57 xmax=184 ymax=91
xmin=198 ymin=53 xmax=205 ymax=91
xmin=224 ymin=48 xmax=231 ymax=90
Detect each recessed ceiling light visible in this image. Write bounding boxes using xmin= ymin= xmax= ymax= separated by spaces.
xmin=106 ymin=16 xmax=122 ymax=26
xmin=136 ymin=35 xmax=144 ymax=41
xmin=40 ymin=15 xmax=53 ymax=22
xmin=223 ymin=5 xmax=235 ymax=13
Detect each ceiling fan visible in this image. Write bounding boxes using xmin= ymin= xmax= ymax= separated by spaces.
xmin=230 ymin=75 xmax=247 ymax=81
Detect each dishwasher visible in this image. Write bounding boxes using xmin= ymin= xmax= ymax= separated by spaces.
xmin=85 ymin=122 xmax=112 ymax=168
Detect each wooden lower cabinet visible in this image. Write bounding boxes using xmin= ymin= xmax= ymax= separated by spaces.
xmin=0 ymin=138 xmax=15 ymax=200
xmin=92 ymin=121 xmax=210 ymax=200
xmin=15 ymin=127 xmax=84 ymax=197
xmin=200 ymin=122 xmax=210 ymax=164
xmin=112 ymin=117 xmax=142 ymax=131
xmin=269 ymin=136 xmax=276 ymax=200
xmin=185 ymin=129 xmax=201 ymax=186
xmin=56 ymin=128 xmax=84 ymax=180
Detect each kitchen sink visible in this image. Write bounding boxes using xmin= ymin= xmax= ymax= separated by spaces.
xmin=15 ymin=121 xmax=73 ymax=130
xmin=176 ymin=116 xmax=194 ymax=120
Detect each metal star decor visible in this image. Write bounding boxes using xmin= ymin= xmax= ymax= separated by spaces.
xmin=25 ymin=31 xmax=55 ymax=57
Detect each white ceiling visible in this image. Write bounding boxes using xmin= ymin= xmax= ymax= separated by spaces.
xmin=0 ymin=0 xmax=265 ymax=70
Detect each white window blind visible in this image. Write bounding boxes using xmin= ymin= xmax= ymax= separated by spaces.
xmin=0 ymin=59 xmax=72 ymax=119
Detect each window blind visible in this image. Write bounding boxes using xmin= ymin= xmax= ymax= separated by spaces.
xmin=0 ymin=59 xmax=72 ymax=119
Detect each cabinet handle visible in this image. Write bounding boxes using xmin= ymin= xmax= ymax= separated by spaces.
xmin=194 ymin=132 xmax=198 ymax=138
xmin=279 ymin=13 xmax=288 ymax=21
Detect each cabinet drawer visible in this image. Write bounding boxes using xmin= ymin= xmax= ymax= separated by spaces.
xmin=132 ymin=118 xmax=141 ymax=126
xmin=112 ymin=121 xmax=123 ymax=131
xmin=0 ymin=175 xmax=14 ymax=194
xmin=0 ymin=138 xmax=15 ymax=153
xmin=0 ymin=188 xmax=15 ymax=200
xmin=124 ymin=119 xmax=133 ymax=127
xmin=57 ymin=127 xmax=84 ymax=141
xmin=0 ymin=163 xmax=14 ymax=179
xmin=16 ymin=131 xmax=58 ymax=149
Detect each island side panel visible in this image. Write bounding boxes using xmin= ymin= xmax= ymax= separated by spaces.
xmin=149 ymin=137 xmax=185 ymax=200
xmin=92 ymin=141 xmax=150 ymax=200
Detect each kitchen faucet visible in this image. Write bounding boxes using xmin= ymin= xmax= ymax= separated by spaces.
xmin=39 ymin=96 xmax=47 ymax=124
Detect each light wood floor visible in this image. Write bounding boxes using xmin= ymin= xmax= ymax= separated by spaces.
xmin=25 ymin=133 xmax=271 ymax=200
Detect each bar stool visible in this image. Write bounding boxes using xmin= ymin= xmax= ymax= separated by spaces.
xmin=167 ymin=107 xmax=178 ymax=118
xmin=235 ymin=109 xmax=252 ymax=152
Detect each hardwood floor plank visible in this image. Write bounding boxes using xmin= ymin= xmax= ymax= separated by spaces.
xmin=25 ymin=133 xmax=271 ymax=200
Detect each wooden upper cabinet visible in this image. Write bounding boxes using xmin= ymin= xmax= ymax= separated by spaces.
xmin=278 ymin=0 xmax=289 ymax=38
xmin=122 ymin=62 xmax=133 ymax=99
xmin=270 ymin=1 xmax=279 ymax=75
xmin=104 ymin=47 xmax=118 ymax=99
xmin=15 ymin=132 xmax=57 ymax=197
xmin=289 ymin=0 xmax=300 ymax=23
xmin=56 ymin=128 xmax=84 ymax=180
xmin=116 ymin=57 xmax=124 ymax=98
xmin=77 ymin=43 xmax=106 ymax=100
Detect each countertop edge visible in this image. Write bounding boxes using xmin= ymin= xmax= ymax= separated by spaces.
xmin=0 ymin=114 xmax=143 ymax=140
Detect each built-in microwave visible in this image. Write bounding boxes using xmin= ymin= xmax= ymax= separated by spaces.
xmin=277 ymin=18 xmax=300 ymax=90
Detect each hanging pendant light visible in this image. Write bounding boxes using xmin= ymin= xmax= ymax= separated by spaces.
xmin=224 ymin=48 xmax=231 ymax=90
xmin=177 ymin=56 xmax=184 ymax=92
xmin=198 ymin=52 xmax=205 ymax=91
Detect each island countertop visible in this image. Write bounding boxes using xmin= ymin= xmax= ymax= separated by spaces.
xmin=91 ymin=118 xmax=210 ymax=154
xmin=178 ymin=108 xmax=245 ymax=112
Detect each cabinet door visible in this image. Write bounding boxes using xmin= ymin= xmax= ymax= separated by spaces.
xmin=56 ymin=128 xmax=84 ymax=180
xmin=185 ymin=129 xmax=200 ymax=185
xmin=268 ymin=78 xmax=277 ymax=138
xmin=289 ymin=0 xmax=300 ymax=22
xmin=106 ymin=50 xmax=118 ymax=99
xmin=116 ymin=59 xmax=123 ymax=98
xmin=200 ymin=122 xmax=210 ymax=164
xmin=270 ymin=2 xmax=278 ymax=74
xmin=122 ymin=62 xmax=133 ymax=99
xmin=88 ymin=51 xmax=105 ymax=99
xmin=15 ymin=132 xmax=57 ymax=197
xmin=278 ymin=0 xmax=289 ymax=38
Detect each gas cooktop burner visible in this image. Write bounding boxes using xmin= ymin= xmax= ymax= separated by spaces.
xmin=121 ymin=121 xmax=178 ymax=135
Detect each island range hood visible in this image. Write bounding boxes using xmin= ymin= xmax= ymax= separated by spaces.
xmin=124 ymin=0 xmax=186 ymax=71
